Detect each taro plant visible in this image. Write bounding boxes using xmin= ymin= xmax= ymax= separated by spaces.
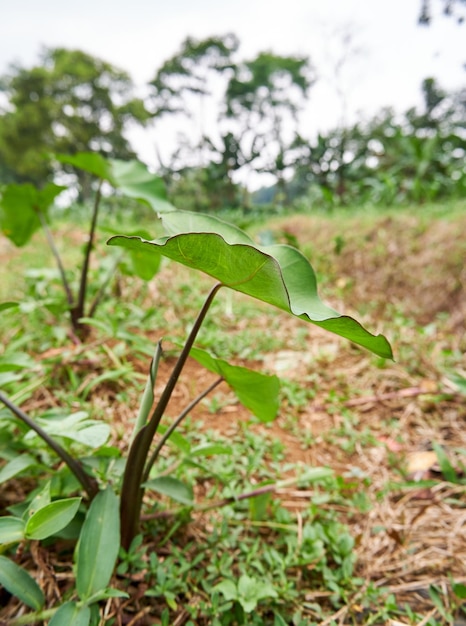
xmin=0 ymin=206 xmax=392 ymax=623
xmin=0 ymin=153 xmax=171 ymax=338
xmin=109 ymin=210 xmax=392 ymax=549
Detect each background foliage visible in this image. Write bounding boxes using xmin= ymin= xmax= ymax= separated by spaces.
xmin=0 ymin=33 xmax=464 ymax=212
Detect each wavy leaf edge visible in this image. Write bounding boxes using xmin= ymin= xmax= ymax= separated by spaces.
xmin=108 ymin=232 xmax=393 ymax=360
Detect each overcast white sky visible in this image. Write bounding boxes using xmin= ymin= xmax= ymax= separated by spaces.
xmin=1 ymin=0 xmax=465 ymax=181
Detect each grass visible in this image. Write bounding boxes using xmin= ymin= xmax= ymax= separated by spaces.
xmin=0 ymin=201 xmax=465 ymax=624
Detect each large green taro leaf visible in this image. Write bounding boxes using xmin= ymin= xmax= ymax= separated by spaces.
xmin=108 ymin=212 xmax=392 ymax=359
xmin=117 ymin=228 xmax=162 ymax=281
xmin=0 ymin=183 xmax=65 ymax=246
xmin=56 ymin=152 xmax=175 ymax=213
xmin=55 ymin=152 xmax=113 ymax=181
xmin=109 ymin=159 xmax=175 ymax=213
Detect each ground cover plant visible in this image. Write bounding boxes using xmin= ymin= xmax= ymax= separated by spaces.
xmin=0 ymin=189 xmax=465 ymax=624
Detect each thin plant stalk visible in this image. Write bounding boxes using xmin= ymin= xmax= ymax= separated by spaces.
xmin=37 ymin=210 xmax=74 ymax=307
xmin=87 ymin=252 xmax=123 ymax=318
xmin=119 ymin=281 xmax=223 ymax=549
xmin=0 ymin=391 xmax=99 ymax=499
xmin=143 ymin=375 xmax=224 ymax=481
xmin=71 ymin=180 xmax=102 ymax=331
xmin=9 ymin=608 xmax=56 ymax=625
xmin=37 ymin=178 xmax=113 ymax=331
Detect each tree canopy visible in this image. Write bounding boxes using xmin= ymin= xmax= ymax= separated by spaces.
xmin=0 ymin=36 xmax=463 ymax=210
xmin=0 ymin=48 xmax=148 ymax=191
xmin=149 ymin=33 xmax=239 ymax=119
xmin=147 ymin=37 xmax=315 ymax=207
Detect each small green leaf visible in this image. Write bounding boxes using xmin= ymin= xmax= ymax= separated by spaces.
xmin=55 ymin=152 xmax=113 ymax=181
xmin=26 ymin=482 xmax=51 ymax=518
xmin=157 ymin=425 xmax=191 ymax=454
xmin=84 ymin=587 xmax=130 ymax=604
xmin=0 ymin=351 xmax=35 ymax=372
xmin=432 ymin=442 xmax=458 ymax=483
xmin=0 ymin=454 xmax=36 ymax=484
xmin=144 ymin=476 xmax=194 ymax=506
xmin=428 ymin=585 xmax=449 ymax=620
xmin=0 ymin=371 xmax=22 ymax=386
xmin=25 ymin=497 xmax=82 ymax=540
xmin=448 ymin=373 xmax=466 ymax=395
xmin=214 ymin=575 xmax=278 ymax=613
xmin=119 ymin=229 xmax=162 ymax=280
xmin=163 ymin=591 xmax=177 ymax=610
xmin=76 ymin=488 xmax=120 ymax=601
xmin=452 ymin=582 xmax=466 ymax=599
xmin=293 ymin=467 xmax=334 ymax=484
xmin=48 ymin=601 xmax=91 ymax=626
xmin=249 ymin=492 xmax=271 ymax=522
xmin=0 ymin=555 xmax=44 ymax=610
xmin=190 ymin=346 xmax=280 ymax=422
xmin=92 ymin=588 xmax=129 ymax=601
xmin=0 ymin=517 xmax=25 ymax=544
xmin=0 ymin=301 xmax=19 ymax=312
xmin=0 ymin=182 xmax=64 ymax=246
xmin=110 ymin=159 xmax=176 ymax=213
xmin=190 ymin=444 xmax=232 ymax=457
xmin=237 ymin=574 xmax=278 ymax=613
xmin=79 ymin=367 xmax=133 ymax=401
xmin=273 ymin=612 xmax=288 ymax=626
xmin=25 ymin=411 xmax=110 ymax=448
xmin=214 ymin=579 xmax=237 ymax=602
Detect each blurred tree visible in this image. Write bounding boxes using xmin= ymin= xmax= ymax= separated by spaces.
xmin=287 ymin=78 xmax=465 ymax=208
xmin=224 ymin=51 xmax=315 ymax=202
xmin=0 ymin=48 xmax=149 ymax=195
xmin=289 ymin=126 xmax=371 ymax=205
xmin=418 ymin=77 xmax=447 ymax=124
xmin=149 ymin=34 xmax=242 ymax=207
xmin=197 ymin=132 xmax=243 ymax=207
xmin=158 ymin=131 xmax=242 ymax=211
xmin=149 ymin=36 xmax=314 ymax=207
xmin=149 ymin=33 xmax=239 ymax=120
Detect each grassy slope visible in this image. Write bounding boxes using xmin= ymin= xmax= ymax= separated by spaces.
xmin=0 ymin=200 xmax=465 ymax=624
